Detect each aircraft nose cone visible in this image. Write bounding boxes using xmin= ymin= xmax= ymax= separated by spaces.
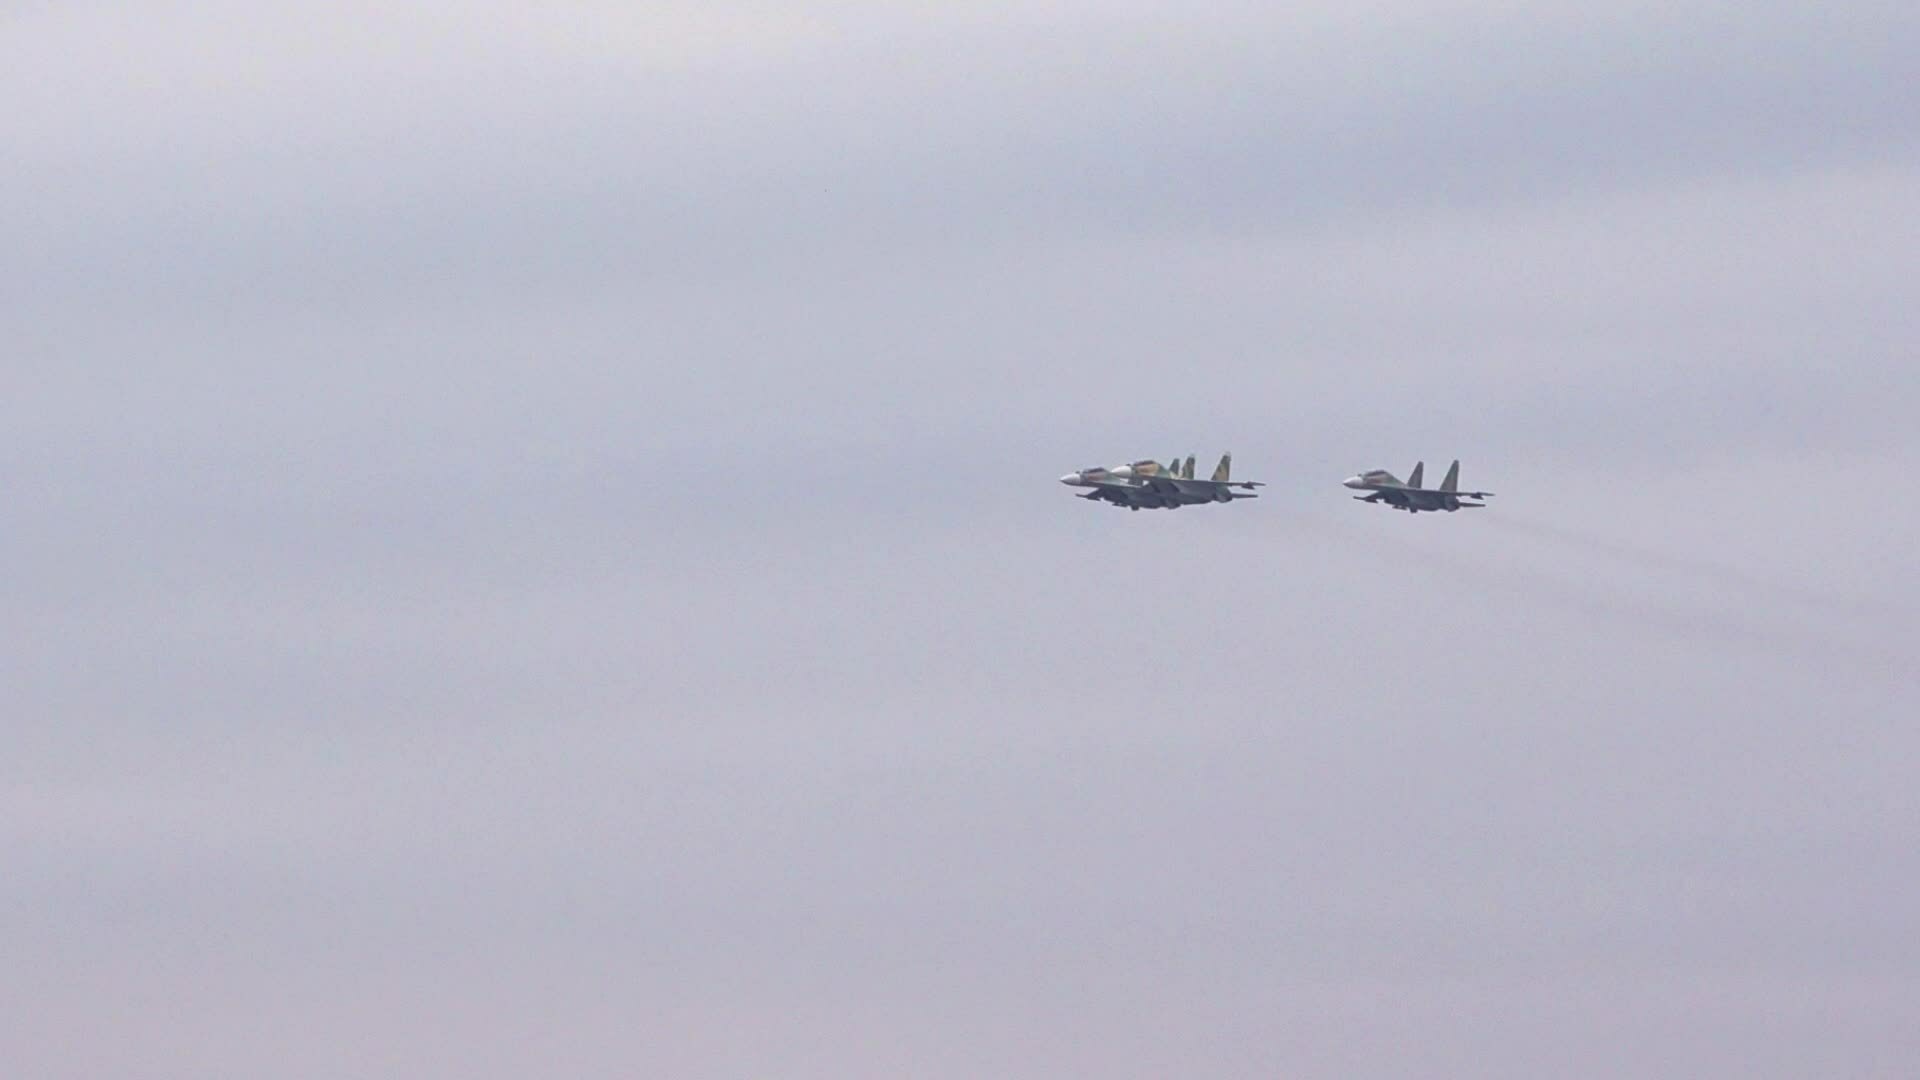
xmin=1059 ymin=473 xmax=1080 ymax=485
xmin=1343 ymin=476 xmax=1367 ymax=489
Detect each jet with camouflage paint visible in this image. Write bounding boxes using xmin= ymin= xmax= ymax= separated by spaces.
xmin=1343 ymin=460 xmax=1492 ymax=513
xmin=1060 ymin=453 xmax=1263 ymax=511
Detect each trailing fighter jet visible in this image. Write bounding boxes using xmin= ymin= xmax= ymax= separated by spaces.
xmin=1061 ymin=453 xmax=1262 ymax=510
xmin=1343 ymin=460 xmax=1492 ymax=513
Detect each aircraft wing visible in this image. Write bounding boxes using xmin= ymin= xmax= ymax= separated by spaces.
xmin=1401 ymin=486 xmax=1494 ymax=498
xmin=1142 ymin=475 xmax=1264 ymax=495
xmin=1078 ymin=479 xmax=1154 ymax=504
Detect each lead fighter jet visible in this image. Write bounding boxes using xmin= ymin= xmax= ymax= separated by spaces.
xmin=1344 ymin=460 xmax=1492 ymax=513
xmin=1061 ymin=453 xmax=1263 ymax=510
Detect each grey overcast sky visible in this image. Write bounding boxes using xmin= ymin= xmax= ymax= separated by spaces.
xmin=4 ymin=3 xmax=1917 ymax=1076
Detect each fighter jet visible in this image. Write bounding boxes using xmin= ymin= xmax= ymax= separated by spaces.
xmin=1343 ymin=460 xmax=1492 ymax=513
xmin=1061 ymin=453 xmax=1263 ymax=510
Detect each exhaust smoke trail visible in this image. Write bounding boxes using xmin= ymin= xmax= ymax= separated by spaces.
xmin=1478 ymin=512 xmax=1908 ymax=623
xmin=1305 ymin=509 xmax=1908 ymax=674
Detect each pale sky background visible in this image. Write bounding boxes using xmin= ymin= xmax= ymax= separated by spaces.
xmin=3 ymin=3 xmax=1917 ymax=1077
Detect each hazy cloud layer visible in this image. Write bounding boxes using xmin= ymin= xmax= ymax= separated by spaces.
xmin=4 ymin=3 xmax=1917 ymax=1077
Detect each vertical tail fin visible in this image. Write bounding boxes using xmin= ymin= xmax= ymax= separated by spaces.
xmin=1183 ymin=455 xmax=1196 ymax=479
xmin=1441 ymin=460 xmax=1460 ymax=493
xmin=1211 ymin=453 xmax=1232 ymax=482
xmin=1408 ymin=461 xmax=1425 ymax=489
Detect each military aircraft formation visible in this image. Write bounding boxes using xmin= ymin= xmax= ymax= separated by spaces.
xmin=1061 ymin=454 xmax=1493 ymax=514
xmin=1059 ymin=454 xmax=1263 ymax=511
